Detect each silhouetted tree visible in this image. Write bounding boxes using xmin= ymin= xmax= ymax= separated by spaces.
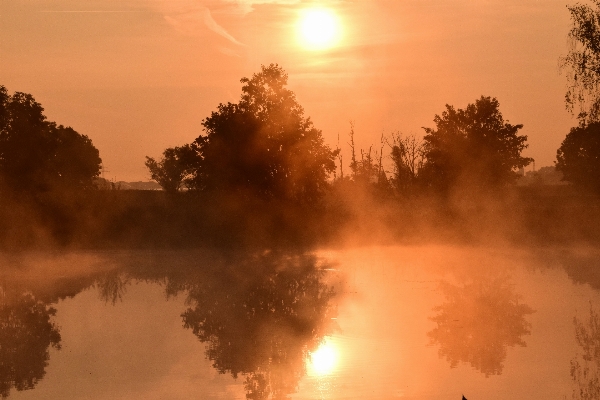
xmin=389 ymin=132 xmax=425 ymax=194
xmin=428 ymin=275 xmax=534 ymax=377
xmin=49 ymin=124 xmax=103 ymax=190
xmin=192 ymin=64 xmax=338 ymax=202
xmin=0 ymin=86 xmax=102 ymax=192
xmin=560 ymin=0 xmax=600 ymax=123
xmin=556 ymin=122 xmax=600 ymax=193
xmin=420 ymin=96 xmax=533 ymax=191
xmin=347 ymin=123 xmax=387 ymax=187
xmin=331 ymin=123 xmax=391 ymax=199
xmin=145 ymin=144 xmax=201 ymax=193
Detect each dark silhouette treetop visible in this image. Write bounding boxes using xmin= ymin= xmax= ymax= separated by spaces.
xmin=145 ymin=144 xmax=199 ymax=193
xmin=556 ymin=122 xmax=600 ymax=192
xmin=421 ymin=96 xmax=532 ymax=190
xmin=0 ymin=85 xmax=102 ymax=192
xmin=194 ymin=64 xmax=338 ymax=202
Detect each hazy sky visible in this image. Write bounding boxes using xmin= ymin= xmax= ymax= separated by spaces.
xmin=1 ymin=0 xmax=575 ymax=181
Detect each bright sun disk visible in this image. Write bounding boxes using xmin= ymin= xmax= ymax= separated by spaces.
xmin=298 ymin=8 xmax=340 ymax=50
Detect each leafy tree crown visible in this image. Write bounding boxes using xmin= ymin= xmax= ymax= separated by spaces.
xmin=0 ymin=85 xmax=102 ymax=192
xmin=421 ymin=96 xmax=532 ymax=190
xmin=556 ymin=122 xmax=600 ymax=192
xmin=193 ymin=64 xmax=337 ymax=202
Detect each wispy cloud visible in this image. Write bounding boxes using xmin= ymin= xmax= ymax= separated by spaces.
xmin=203 ymin=8 xmax=245 ymax=45
xmin=221 ymin=0 xmax=300 ymax=14
xmin=153 ymin=1 xmax=245 ymax=46
xmin=153 ymin=0 xmax=306 ymax=50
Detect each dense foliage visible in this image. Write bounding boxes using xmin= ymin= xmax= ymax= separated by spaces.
xmin=197 ymin=64 xmax=337 ymax=201
xmin=145 ymin=144 xmax=199 ymax=193
xmin=556 ymin=122 xmax=600 ymax=192
xmin=147 ymin=65 xmax=338 ymax=202
xmin=420 ymin=96 xmax=532 ymax=191
xmin=0 ymin=86 xmax=102 ymax=192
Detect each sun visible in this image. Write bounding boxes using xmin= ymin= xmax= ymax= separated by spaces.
xmin=308 ymin=340 xmax=338 ymax=376
xmin=298 ymin=8 xmax=341 ymax=50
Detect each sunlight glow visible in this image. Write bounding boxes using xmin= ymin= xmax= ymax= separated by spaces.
xmin=298 ymin=8 xmax=341 ymax=50
xmin=308 ymin=340 xmax=338 ymax=376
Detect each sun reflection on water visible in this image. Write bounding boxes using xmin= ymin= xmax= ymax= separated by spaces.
xmin=308 ymin=339 xmax=338 ymax=376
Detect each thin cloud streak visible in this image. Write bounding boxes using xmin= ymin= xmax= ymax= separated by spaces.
xmin=222 ymin=0 xmax=300 ymax=14
xmin=153 ymin=1 xmax=244 ymax=46
xmin=203 ymin=8 xmax=245 ymax=46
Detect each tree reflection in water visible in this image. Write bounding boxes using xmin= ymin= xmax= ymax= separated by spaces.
xmin=175 ymin=251 xmax=338 ymax=399
xmin=95 ymin=271 xmax=131 ymax=305
xmin=571 ymin=304 xmax=600 ymax=400
xmin=0 ymin=288 xmax=61 ymax=398
xmin=0 ymin=250 xmax=337 ymax=399
xmin=428 ymin=275 xmax=534 ymax=377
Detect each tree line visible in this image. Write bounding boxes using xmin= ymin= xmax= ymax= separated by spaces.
xmin=146 ymin=64 xmax=338 ymax=202
xmin=3 ymin=0 xmax=600 ymax=200
xmin=143 ymin=0 xmax=600 ymax=199
xmin=0 ymin=66 xmax=596 ymax=204
xmin=144 ymin=64 xmax=595 ymax=199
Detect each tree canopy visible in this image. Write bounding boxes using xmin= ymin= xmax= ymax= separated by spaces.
xmin=556 ymin=122 xmax=600 ymax=192
xmin=145 ymin=144 xmax=199 ymax=193
xmin=561 ymin=0 xmax=600 ymax=123
xmin=420 ymin=96 xmax=532 ymax=191
xmin=0 ymin=86 xmax=102 ymax=192
xmin=193 ymin=64 xmax=338 ymax=202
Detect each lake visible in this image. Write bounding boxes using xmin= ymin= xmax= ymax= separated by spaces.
xmin=1 ymin=245 xmax=599 ymax=399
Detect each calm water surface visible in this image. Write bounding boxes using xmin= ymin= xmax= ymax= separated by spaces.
xmin=1 ymin=246 xmax=599 ymax=399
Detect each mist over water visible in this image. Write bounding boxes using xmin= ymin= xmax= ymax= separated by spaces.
xmin=0 ymin=245 xmax=599 ymax=399
xmin=1 ymin=96 xmax=599 ymax=399
xmin=1 ymin=50 xmax=600 ymax=400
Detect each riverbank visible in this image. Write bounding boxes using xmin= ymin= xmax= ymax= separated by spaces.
xmin=0 ymin=185 xmax=598 ymax=251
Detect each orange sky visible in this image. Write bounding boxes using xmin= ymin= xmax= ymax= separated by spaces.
xmin=1 ymin=0 xmax=575 ymax=181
